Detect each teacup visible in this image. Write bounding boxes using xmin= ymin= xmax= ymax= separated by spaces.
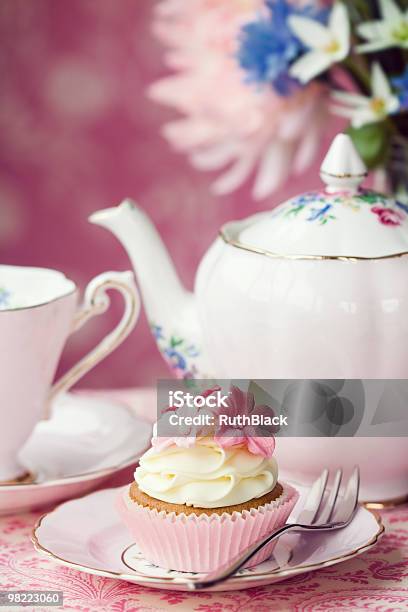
xmin=0 ymin=265 xmax=140 ymax=482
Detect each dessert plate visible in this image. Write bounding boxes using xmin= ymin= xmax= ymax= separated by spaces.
xmin=0 ymin=393 xmax=151 ymax=515
xmin=32 ymin=483 xmax=383 ymax=592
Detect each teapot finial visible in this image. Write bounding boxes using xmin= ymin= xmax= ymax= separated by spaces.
xmin=320 ymin=133 xmax=367 ymax=193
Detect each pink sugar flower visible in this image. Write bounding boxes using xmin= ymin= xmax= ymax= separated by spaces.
xmin=214 ymin=385 xmax=276 ymax=458
xmin=151 ymin=386 xmax=220 ymax=452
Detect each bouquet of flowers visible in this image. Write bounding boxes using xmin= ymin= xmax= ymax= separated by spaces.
xmin=149 ymin=0 xmax=408 ymax=200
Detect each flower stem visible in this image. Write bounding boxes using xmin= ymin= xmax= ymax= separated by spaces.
xmin=342 ymin=56 xmax=371 ymax=93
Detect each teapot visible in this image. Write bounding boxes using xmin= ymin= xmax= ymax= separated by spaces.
xmin=90 ymin=133 xmax=408 ymax=502
xmin=90 ymin=134 xmax=408 ymax=381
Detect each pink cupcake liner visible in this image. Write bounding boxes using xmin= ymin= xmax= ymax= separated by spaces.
xmin=117 ymin=482 xmax=298 ymax=573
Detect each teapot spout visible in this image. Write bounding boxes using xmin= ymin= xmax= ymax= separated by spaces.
xmin=90 ymin=199 xmax=185 ymax=312
xmin=89 ymin=199 xmax=209 ymax=379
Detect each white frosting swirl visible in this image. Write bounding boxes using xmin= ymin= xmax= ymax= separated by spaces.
xmin=134 ymin=438 xmax=278 ymax=508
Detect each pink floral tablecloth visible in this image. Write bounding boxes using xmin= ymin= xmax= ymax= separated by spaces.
xmin=1 ymin=390 xmax=407 ymax=611
xmin=0 ymin=504 xmax=407 ymax=611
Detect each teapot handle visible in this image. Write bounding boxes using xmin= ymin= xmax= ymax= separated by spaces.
xmin=45 ymin=271 xmax=140 ymax=418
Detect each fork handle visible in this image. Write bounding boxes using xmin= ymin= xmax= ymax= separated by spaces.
xmin=189 ymin=523 xmax=298 ymax=590
xmin=189 ymin=521 xmax=345 ymax=590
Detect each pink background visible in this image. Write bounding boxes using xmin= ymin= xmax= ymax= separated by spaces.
xmin=0 ymin=0 xmax=336 ymax=388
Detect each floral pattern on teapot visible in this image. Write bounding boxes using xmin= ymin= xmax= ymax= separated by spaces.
xmin=0 ymin=288 xmax=11 ymax=310
xmin=278 ymin=189 xmax=408 ymax=227
xmin=150 ymin=323 xmax=201 ymax=379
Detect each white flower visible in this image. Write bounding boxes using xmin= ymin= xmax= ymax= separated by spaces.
xmin=331 ymin=63 xmax=399 ymax=128
xmin=288 ymin=2 xmax=350 ymax=84
xmin=357 ymin=0 xmax=408 ymax=53
xmin=148 ymin=0 xmax=328 ymax=200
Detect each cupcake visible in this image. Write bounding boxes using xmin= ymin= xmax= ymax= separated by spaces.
xmin=117 ymin=390 xmax=298 ymax=573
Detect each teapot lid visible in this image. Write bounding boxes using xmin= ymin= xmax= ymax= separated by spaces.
xmin=222 ymin=134 xmax=408 ymax=260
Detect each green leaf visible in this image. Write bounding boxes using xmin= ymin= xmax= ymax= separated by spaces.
xmin=356 ymin=191 xmax=386 ymax=204
xmin=342 ymin=0 xmax=373 ymax=23
xmin=346 ymin=122 xmax=390 ymax=169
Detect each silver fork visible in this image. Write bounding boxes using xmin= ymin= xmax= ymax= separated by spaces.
xmin=188 ymin=466 xmax=360 ymax=590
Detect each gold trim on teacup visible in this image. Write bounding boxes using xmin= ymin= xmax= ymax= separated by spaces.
xmin=219 ymin=229 xmax=408 ymax=262
xmin=31 ymin=491 xmax=384 ymax=588
xmin=0 ymin=287 xmax=77 ymax=313
xmin=47 ymin=276 xmax=140 ymax=408
xmin=0 ymin=265 xmax=76 ymax=313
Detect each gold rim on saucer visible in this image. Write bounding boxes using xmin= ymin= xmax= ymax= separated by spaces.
xmin=363 ymin=493 xmax=408 ymax=510
xmin=31 ymin=493 xmax=384 ymax=588
xmin=0 ymin=451 xmax=142 ymax=489
xmin=119 ymin=541 xmax=295 ymax=579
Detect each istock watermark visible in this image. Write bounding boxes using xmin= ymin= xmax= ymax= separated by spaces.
xmin=167 ymin=409 xmax=288 ymax=428
xmin=156 ymin=379 xmax=408 ymax=438
xmin=169 ymin=389 xmax=230 ymax=409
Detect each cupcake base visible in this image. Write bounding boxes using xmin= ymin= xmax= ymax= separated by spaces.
xmin=117 ymin=482 xmax=298 ymax=573
xmin=129 ymin=480 xmax=284 ymax=515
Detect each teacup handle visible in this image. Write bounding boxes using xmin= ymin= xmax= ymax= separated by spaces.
xmin=46 ymin=271 xmax=140 ymax=417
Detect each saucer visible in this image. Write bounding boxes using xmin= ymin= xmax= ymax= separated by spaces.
xmin=0 ymin=393 xmax=151 ymax=515
xmin=32 ymin=483 xmax=383 ymax=592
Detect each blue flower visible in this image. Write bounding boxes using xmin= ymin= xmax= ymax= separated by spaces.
xmin=392 ymin=68 xmax=408 ymax=109
xmin=237 ymin=0 xmax=328 ymax=96
xmin=150 ymin=324 xmax=164 ymax=340
xmin=307 ymin=203 xmax=332 ymax=222
xmin=0 ymin=288 xmax=10 ymax=308
xmin=396 ymin=199 xmax=408 ymax=214
xmin=164 ymin=347 xmax=187 ymax=371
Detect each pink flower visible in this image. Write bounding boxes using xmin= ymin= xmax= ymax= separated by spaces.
xmin=214 ymin=385 xmax=276 ymax=458
xmin=372 ymin=206 xmax=404 ymax=226
xmin=148 ymin=0 xmax=327 ymax=199
xmin=151 ymin=386 xmax=220 ymax=452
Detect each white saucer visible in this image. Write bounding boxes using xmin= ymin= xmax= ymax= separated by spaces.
xmin=32 ymin=483 xmax=383 ymax=592
xmin=0 ymin=393 xmax=151 ymax=515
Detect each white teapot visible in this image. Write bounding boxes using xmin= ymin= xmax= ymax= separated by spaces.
xmin=90 ymin=134 xmax=408 ymax=502
xmin=90 ymin=134 xmax=408 ymax=381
